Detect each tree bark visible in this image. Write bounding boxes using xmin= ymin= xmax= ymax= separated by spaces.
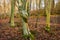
xmin=10 ymin=0 xmax=16 ymax=27
xmin=45 ymin=0 xmax=52 ymax=31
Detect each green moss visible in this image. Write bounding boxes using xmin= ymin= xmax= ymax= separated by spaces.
xmin=23 ymin=33 xmax=34 ymax=40
xmin=45 ymin=26 xmax=50 ymax=32
xmin=29 ymin=33 xmax=34 ymax=40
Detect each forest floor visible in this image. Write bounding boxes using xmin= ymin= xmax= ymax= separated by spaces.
xmin=0 ymin=15 xmax=60 ymax=40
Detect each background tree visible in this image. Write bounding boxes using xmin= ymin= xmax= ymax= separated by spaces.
xmin=3 ymin=0 xmax=6 ymax=14
xmin=51 ymin=0 xmax=55 ymax=15
xmin=35 ymin=0 xmax=41 ymax=28
xmin=39 ymin=0 xmax=41 ymax=9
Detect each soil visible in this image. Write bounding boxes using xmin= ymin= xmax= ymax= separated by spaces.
xmin=0 ymin=15 xmax=60 ymax=40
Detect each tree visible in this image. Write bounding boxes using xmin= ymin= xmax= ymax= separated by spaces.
xmin=51 ymin=0 xmax=55 ymax=14
xmin=44 ymin=0 xmax=52 ymax=32
xmin=35 ymin=0 xmax=41 ymax=28
xmin=17 ymin=0 xmax=34 ymax=40
xmin=3 ymin=0 xmax=6 ymax=13
xmin=39 ymin=0 xmax=41 ymax=9
xmin=10 ymin=0 xmax=16 ymax=27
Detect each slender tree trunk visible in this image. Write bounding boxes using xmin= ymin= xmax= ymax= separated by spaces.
xmin=39 ymin=0 xmax=41 ymax=9
xmin=29 ymin=0 xmax=31 ymax=11
xmin=51 ymin=0 xmax=54 ymax=14
xmin=35 ymin=0 xmax=41 ymax=28
xmin=3 ymin=0 xmax=6 ymax=14
xmin=31 ymin=0 xmax=35 ymax=10
xmin=45 ymin=0 xmax=52 ymax=32
xmin=10 ymin=0 xmax=16 ymax=27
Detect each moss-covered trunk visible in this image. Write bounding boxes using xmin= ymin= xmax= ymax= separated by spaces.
xmin=10 ymin=0 xmax=16 ymax=27
xmin=17 ymin=0 xmax=34 ymax=40
xmin=45 ymin=0 xmax=52 ymax=32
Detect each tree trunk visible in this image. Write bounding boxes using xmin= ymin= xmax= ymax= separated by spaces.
xmin=45 ymin=0 xmax=52 ymax=32
xmin=17 ymin=0 xmax=34 ymax=40
xmin=10 ymin=0 xmax=16 ymax=27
